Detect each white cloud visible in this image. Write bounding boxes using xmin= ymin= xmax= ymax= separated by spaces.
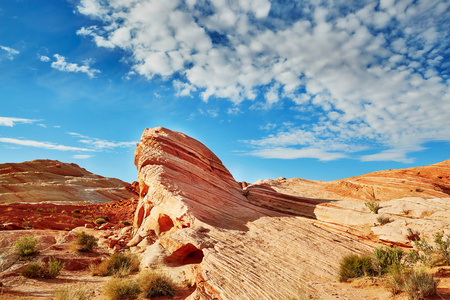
xmin=0 ymin=117 xmax=37 ymax=127
xmin=50 ymin=54 xmax=100 ymax=78
xmin=68 ymin=132 xmax=137 ymax=150
xmin=77 ymin=0 xmax=450 ymax=162
xmin=248 ymin=147 xmax=347 ymax=161
xmin=39 ymin=55 xmax=50 ymax=62
xmin=73 ymin=154 xmax=93 ymax=159
xmin=0 ymin=138 xmax=92 ymax=152
xmin=0 ymin=45 xmax=19 ymax=60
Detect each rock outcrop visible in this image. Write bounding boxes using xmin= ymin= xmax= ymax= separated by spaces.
xmin=130 ymin=127 xmax=450 ymax=299
xmin=0 ymin=159 xmax=137 ymax=203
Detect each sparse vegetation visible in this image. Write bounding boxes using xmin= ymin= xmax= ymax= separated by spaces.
xmin=434 ymin=232 xmax=450 ymax=265
xmin=47 ymin=208 xmax=57 ymax=213
xmin=72 ymin=231 xmax=98 ymax=253
xmin=338 ymin=254 xmax=374 ymax=282
xmin=20 ymin=257 xmax=65 ymax=279
xmin=402 ymin=268 xmax=439 ymax=300
xmin=94 ymin=217 xmax=107 ymax=225
xmin=373 ymin=246 xmax=404 ymax=275
xmin=72 ymin=209 xmax=81 ymax=213
xmin=13 ymin=236 xmax=38 ymax=257
xmin=138 ymin=269 xmax=177 ymax=298
xmin=22 ymin=221 xmax=32 ymax=229
xmin=364 ymin=201 xmax=380 ymax=214
xmin=36 ymin=208 xmax=44 ymax=212
xmin=73 ymin=214 xmax=82 ymax=219
xmin=90 ymin=253 xmax=139 ymax=277
xmin=338 ymin=233 xmax=444 ymax=299
xmin=103 ymin=277 xmax=140 ymax=300
xmin=376 ymin=216 xmax=392 ymax=225
xmin=54 ymin=285 xmax=91 ymax=300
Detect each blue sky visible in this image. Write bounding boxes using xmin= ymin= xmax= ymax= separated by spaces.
xmin=0 ymin=0 xmax=449 ymax=184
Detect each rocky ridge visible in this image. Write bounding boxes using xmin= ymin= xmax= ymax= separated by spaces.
xmin=129 ymin=127 xmax=450 ymax=299
xmin=0 ymin=159 xmax=137 ymax=203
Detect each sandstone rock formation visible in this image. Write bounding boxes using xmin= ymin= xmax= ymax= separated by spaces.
xmin=131 ymin=127 xmax=450 ymax=299
xmin=0 ymin=159 xmax=137 ymax=203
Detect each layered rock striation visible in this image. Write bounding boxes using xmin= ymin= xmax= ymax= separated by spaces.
xmin=0 ymin=159 xmax=137 ymax=203
xmin=130 ymin=128 xmax=448 ymax=299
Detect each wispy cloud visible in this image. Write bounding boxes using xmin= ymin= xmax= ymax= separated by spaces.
xmin=0 ymin=45 xmax=19 ymax=60
xmin=77 ymin=0 xmax=450 ymax=162
xmin=0 ymin=117 xmax=38 ymax=127
xmin=41 ymin=54 xmax=100 ymax=78
xmin=0 ymin=137 xmax=92 ymax=152
xmin=68 ymin=132 xmax=136 ymax=150
xmin=73 ymin=154 xmax=94 ymax=159
xmin=248 ymin=147 xmax=347 ymax=161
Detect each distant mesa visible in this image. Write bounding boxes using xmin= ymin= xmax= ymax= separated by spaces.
xmin=0 ymin=159 xmax=137 ymax=204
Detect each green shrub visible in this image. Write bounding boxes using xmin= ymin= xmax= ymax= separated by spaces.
xmin=47 ymin=257 xmax=65 ymax=278
xmin=373 ymin=246 xmax=404 ymax=275
xmin=20 ymin=263 xmax=44 ymax=278
xmin=36 ymin=208 xmax=44 ymax=212
xmin=387 ymin=264 xmax=406 ymax=295
xmin=13 ymin=236 xmax=38 ymax=257
xmin=434 ymin=232 xmax=450 ymax=265
xmin=20 ymin=257 xmax=65 ymax=279
xmin=74 ymin=231 xmax=98 ymax=253
xmin=90 ymin=253 xmax=139 ymax=277
xmin=364 ymin=201 xmax=380 ymax=214
xmin=338 ymin=254 xmax=374 ymax=282
xmin=376 ymin=216 xmax=391 ymax=225
xmin=73 ymin=214 xmax=82 ymax=219
xmin=138 ymin=269 xmax=176 ymax=298
xmin=54 ymin=285 xmax=91 ymax=300
xmin=103 ymin=277 xmax=140 ymax=300
xmin=413 ymin=237 xmax=434 ymax=266
xmin=47 ymin=208 xmax=57 ymax=213
xmin=73 ymin=209 xmax=81 ymax=213
xmin=402 ymin=268 xmax=439 ymax=300
xmin=94 ymin=217 xmax=107 ymax=225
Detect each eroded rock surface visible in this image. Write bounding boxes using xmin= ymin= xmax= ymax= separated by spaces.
xmin=0 ymin=159 xmax=137 ymax=204
xmin=130 ymin=127 xmax=450 ymax=300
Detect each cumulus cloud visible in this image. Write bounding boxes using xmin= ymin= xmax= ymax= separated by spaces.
xmin=67 ymin=132 xmax=137 ymax=150
xmin=39 ymin=55 xmax=50 ymax=62
xmin=0 ymin=45 xmax=19 ymax=60
xmin=43 ymin=54 xmax=100 ymax=78
xmin=76 ymin=0 xmax=450 ymax=162
xmin=0 ymin=138 xmax=92 ymax=152
xmin=0 ymin=117 xmax=38 ymax=127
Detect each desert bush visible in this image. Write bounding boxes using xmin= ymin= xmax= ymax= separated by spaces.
xmin=20 ymin=263 xmax=44 ymax=278
xmin=47 ymin=208 xmax=57 ymax=213
xmin=364 ymin=201 xmax=380 ymax=214
xmin=376 ymin=216 xmax=391 ymax=225
xmin=94 ymin=217 xmax=107 ymax=225
xmin=387 ymin=263 xmax=406 ymax=295
xmin=103 ymin=277 xmax=140 ymax=300
xmin=47 ymin=257 xmax=65 ymax=278
xmin=54 ymin=285 xmax=91 ymax=300
xmin=22 ymin=221 xmax=32 ymax=229
xmin=73 ymin=231 xmax=98 ymax=253
xmin=73 ymin=209 xmax=81 ymax=213
xmin=373 ymin=246 xmax=404 ymax=275
xmin=402 ymin=268 xmax=439 ymax=300
xmin=434 ymin=232 xmax=450 ymax=265
xmin=90 ymin=253 xmax=139 ymax=277
xmin=73 ymin=214 xmax=82 ymax=219
xmin=338 ymin=254 xmax=374 ymax=282
xmin=20 ymin=257 xmax=65 ymax=279
xmin=405 ymin=249 xmax=420 ymax=264
xmin=13 ymin=236 xmax=38 ymax=257
xmin=138 ymin=269 xmax=176 ymax=298
xmin=413 ymin=238 xmax=434 ymax=266
xmin=36 ymin=208 xmax=44 ymax=212
xmin=119 ymin=221 xmax=131 ymax=226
